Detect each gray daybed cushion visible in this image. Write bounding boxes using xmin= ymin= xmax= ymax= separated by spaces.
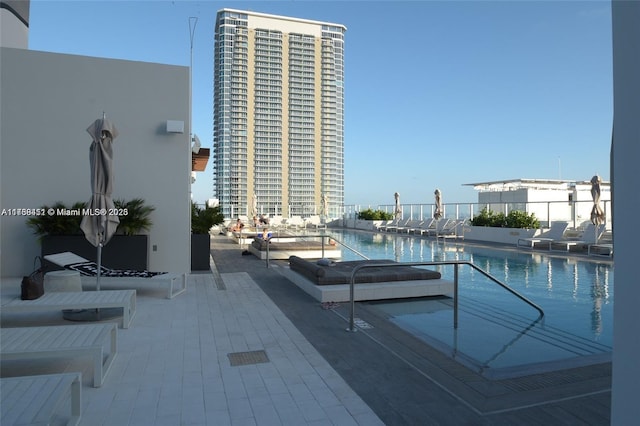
xmin=251 ymin=238 xmax=328 ymax=251
xmin=288 ymin=255 xmax=441 ymax=286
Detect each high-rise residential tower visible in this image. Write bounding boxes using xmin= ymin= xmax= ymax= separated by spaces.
xmin=213 ymin=9 xmax=346 ymax=219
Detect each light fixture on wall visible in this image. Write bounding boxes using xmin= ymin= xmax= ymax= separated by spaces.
xmin=166 ymin=120 xmax=184 ymax=133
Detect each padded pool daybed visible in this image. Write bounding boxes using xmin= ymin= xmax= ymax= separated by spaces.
xmin=286 ymin=256 xmax=454 ymax=302
xmin=249 ymin=238 xmax=341 ymax=260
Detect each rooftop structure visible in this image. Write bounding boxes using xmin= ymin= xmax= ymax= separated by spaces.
xmin=465 ymin=178 xmax=611 ymax=227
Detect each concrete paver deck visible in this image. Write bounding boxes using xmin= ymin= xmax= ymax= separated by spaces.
xmin=1 ymin=256 xmax=383 ymax=425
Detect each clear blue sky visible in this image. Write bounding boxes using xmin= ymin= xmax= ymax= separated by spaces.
xmin=28 ymin=0 xmax=613 ymax=208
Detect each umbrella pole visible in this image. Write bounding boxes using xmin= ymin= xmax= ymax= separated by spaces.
xmin=96 ymin=241 xmax=102 ymax=291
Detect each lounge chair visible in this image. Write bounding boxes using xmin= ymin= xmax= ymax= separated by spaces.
xmin=284 ymin=216 xmax=305 ymax=229
xmin=305 ymin=215 xmax=327 ymax=230
xmin=517 ymin=221 xmax=569 ymax=249
xmin=375 ymin=220 xmax=396 ymax=232
xmin=425 ymin=219 xmax=453 ymax=237
xmin=395 ymin=219 xmax=423 ymax=233
xmin=1 ymin=373 xmax=82 ymax=425
xmin=549 ymin=223 xmax=605 ymax=252
xmin=588 ymin=243 xmax=613 ymax=257
xmin=436 ymin=219 xmax=467 ymax=240
xmin=412 ymin=219 xmax=436 ymax=235
xmin=383 ymin=218 xmax=410 ymax=232
xmin=44 ymin=252 xmax=186 ymax=299
xmin=1 ymin=289 xmax=136 ymax=328
xmin=1 ymin=323 xmax=117 ymax=387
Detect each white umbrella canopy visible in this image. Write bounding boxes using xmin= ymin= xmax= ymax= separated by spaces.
xmin=79 ymin=116 xmax=120 ymax=290
xmin=394 ymin=192 xmax=402 ymax=220
xmin=433 ymin=189 xmax=443 ymax=220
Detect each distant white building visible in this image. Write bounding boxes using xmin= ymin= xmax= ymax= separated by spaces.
xmin=465 ymin=178 xmax=611 ymax=228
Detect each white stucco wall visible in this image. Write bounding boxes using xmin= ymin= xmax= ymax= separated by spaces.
xmin=0 ymin=47 xmax=191 ymax=276
xmin=611 ymin=1 xmax=640 ymax=424
xmin=0 ymin=8 xmax=28 ymax=49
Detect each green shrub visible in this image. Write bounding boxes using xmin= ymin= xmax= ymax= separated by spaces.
xmin=505 ymin=210 xmax=539 ymax=229
xmin=470 ymin=208 xmax=539 ymax=229
xmin=192 ymin=202 xmax=225 ymax=234
xmin=26 ymin=201 xmax=86 ymax=240
xmin=26 ymin=198 xmax=157 ymax=239
xmin=356 ymin=208 xmax=394 ymax=221
xmin=114 ymin=198 xmax=155 ymax=235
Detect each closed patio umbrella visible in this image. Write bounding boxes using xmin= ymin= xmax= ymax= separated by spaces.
xmin=434 ymin=189 xmax=443 ymax=220
xmin=394 ymin=192 xmax=401 ymax=221
xmin=590 ymin=175 xmax=605 ymax=226
xmin=80 ymin=115 xmax=120 ymax=291
xmin=252 ymin=192 xmax=258 ymax=218
xmin=321 ymin=193 xmax=328 ymax=217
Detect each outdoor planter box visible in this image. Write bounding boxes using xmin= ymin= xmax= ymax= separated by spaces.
xmin=463 ymin=226 xmax=540 ymax=245
xmin=191 ymin=234 xmax=211 ymax=271
xmin=42 ymin=235 xmax=148 ymax=270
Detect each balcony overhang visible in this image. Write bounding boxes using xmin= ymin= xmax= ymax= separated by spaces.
xmin=192 ymin=148 xmax=210 ymax=172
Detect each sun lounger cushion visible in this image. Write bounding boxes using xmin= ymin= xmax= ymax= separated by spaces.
xmin=289 ymin=255 xmax=441 ymax=286
xmin=44 ymin=252 xmax=165 ymax=277
xmin=65 ymin=261 xmax=164 ymax=278
xmin=251 ymin=239 xmax=332 ymax=252
xmin=44 ymin=252 xmax=186 ymax=299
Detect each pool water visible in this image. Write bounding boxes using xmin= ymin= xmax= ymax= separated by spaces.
xmin=325 ymin=229 xmax=613 ymax=377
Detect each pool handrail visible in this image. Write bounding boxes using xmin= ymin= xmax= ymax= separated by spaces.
xmin=345 ymin=260 xmax=545 ymax=333
xmin=260 ymin=231 xmax=370 ymax=268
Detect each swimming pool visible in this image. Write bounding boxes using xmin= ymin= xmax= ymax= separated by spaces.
xmin=325 ymin=229 xmax=614 ymax=378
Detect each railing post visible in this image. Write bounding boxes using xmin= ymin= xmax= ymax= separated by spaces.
xmin=454 ymin=263 xmax=459 ymax=329
xmin=265 ymin=237 xmax=270 ymax=268
xmin=347 ymin=267 xmax=357 ymax=332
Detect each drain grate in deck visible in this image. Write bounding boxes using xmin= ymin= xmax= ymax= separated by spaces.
xmin=227 ymin=350 xmax=270 ymax=366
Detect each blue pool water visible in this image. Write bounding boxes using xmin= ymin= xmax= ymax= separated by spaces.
xmin=325 ymin=229 xmax=613 ymax=377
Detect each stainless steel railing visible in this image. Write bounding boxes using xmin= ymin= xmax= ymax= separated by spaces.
xmin=261 ymin=231 xmax=370 ymax=268
xmin=345 ymin=260 xmax=544 ymax=332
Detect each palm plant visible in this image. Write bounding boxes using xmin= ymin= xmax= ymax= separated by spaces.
xmin=114 ymin=198 xmax=155 ymax=235
xmin=192 ymin=202 xmax=224 ymax=234
xmin=26 ymin=201 xmax=86 ymax=241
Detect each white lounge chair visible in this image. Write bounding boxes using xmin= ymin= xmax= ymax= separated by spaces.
xmin=436 ymin=219 xmax=467 ymax=240
xmin=375 ymin=220 xmax=396 ymax=232
xmin=425 ymin=219 xmax=454 ymax=237
xmin=1 ymin=289 xmax=136 ymax=328
xmin=1 ymin=323 xmax=117 ymax=387
xmin=517 ymin=221 xmax=569 ymax=249
xmin=44 ymin=252 xmax=186 ymax=299
xmin=383 ymin=218 xmax=410 ymax=232
xmin=284 ymin=216 xmax=305 ymax=229
xmin=549 ymin=223 xmax=605 ymax=252
xmin=1 ymin=373 xmax=82 ymax=426
xmin=412 ymin=219 xmax=436 ymax=235
xmin=305 ymin=215 xmax=326 ymax=230
xmin=396 ymin=220 xmax=423 ymax=233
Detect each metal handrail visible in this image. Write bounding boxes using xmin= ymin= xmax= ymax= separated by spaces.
xmin=345 ymin=260 xmax=544 ymax=332
xmin=262 ymin=231 xmax=370 ymax=267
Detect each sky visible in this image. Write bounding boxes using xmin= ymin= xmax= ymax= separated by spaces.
xmin=28 ymin=0 xmax=613 ymax=208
